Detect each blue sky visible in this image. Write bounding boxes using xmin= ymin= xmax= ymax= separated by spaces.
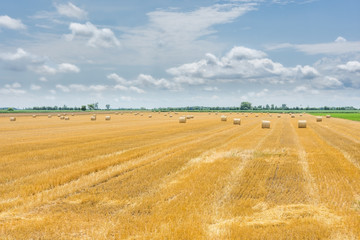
xmin=1 ymin=0 xmax=360 ymax=109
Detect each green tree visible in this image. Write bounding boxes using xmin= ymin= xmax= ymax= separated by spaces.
xmin=106 ymin=104 xmax=110 ymax=110
xmin=240 ymin=102 xmax=252 ymax=110
xmin=81 ymin=105 xmax=86 ymax=111
xmin=87 ymin=104 xmax=95 ymax=110
xmin=7 ymin=107 xmax=14 ymax=111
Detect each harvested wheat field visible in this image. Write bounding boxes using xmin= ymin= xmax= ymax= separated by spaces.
xmin=0 ymin=112 xmax=359 ymax=239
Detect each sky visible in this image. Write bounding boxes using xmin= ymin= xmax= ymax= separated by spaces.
xmin=0 ymin=0 xmax=360 ymax=109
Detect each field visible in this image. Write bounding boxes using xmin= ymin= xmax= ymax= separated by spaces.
xmin=0 ymin=112 xmax=359 ymax=239
xmin=310 ymin=112 xmax=360 ymax=121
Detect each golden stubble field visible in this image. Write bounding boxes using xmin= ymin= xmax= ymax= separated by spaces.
xmin=0 ymin=112 xmax=359 ymax=239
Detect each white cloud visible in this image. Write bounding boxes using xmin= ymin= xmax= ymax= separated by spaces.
xmin=0 ymin=82 xmax=26 ymax=95
xmin=137 ymin=74 xmax=179 ymax=90
xmin=338 ymin=61 xmax=360 ymax=72
xmin=313 ymin=76 xmax=343 ymax=89
xmin=55 ymin=2 xmax=87 ymax=20
xmin=0 ymin=15 xmax=26 ymax=30
xmin=295 ymin=65 xmax=319 ymax=79
xmin=56 ymin=84 xmax=70 ymax=92
xmin=0 ymin=48 xmax=80 ymax=75
xmin=65 ymin=22 xmax=120 ymax=48
xmin=107 ymin=73 xmax=128 ymax=85
xmin=167 ymin=46 xmax=296 ymax=84
xmin=335 ymin=36 xmax=347 ymax=43
xmin=0 ymin=48 xmax=28 ymax=61
xmin=30 ymin=84 xmax=41 ymax=90
xmin=294 ymin=85 xmax=319 ymax=94
xmin=266 ymin=36 xmax=360 ymax=55
xmin=33 ymin=65 xmax=57 ymax=75
xmin=129 ymin=86 xmax=145 ymax=94
xmin=120 ymin=3 xmax=257 ymax=65
xmin=58 ymin=63 xmax=80 ymax=73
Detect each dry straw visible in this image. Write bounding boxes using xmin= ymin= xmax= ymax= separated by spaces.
xmin=64 ymin=117 xmax=70 ymax=120
xmin=316 ymin=116 xmax=322 ymax=122
xmin=32 ymin=115 xmax=36 ymax=118
xmin=48 ymin=115 xmax=52 ymax=118
xmin=105 ymin=116 xmax=111 ymax=121
xmin=298 ymin=120 xmax=307 ymax=128
xmin=10 ymin=117 xmax=16 ymax=121
xmin=277 ymin=115 xmax=281 ymax=118
xmin=91 ymin=116 xmax=96 ymax=121
xmin=148 ymin=115 xmax=152 ymax=118
xmin=233 ymin=118 xmax=241 ymax=125
xmin=221 ymin=115 xmax=227 ymax=121
xmin=262 ymin=120 xmax=270 ymax=128
xmin=291 ymin=115 xmax=295 ymax=118
xmin=179 ymin=116 xmax=186 ymax=123
xmin=60 ymin=116 xmax=65 ymax=120
xmin=326 ymin=115 xmax=331 ymax=118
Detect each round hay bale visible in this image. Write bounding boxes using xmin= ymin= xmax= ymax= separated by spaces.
xmin=326 ymin=115 xmax=331 ymax=118
xmin=57 ymin=114 xmax=61 ymax=117
xmin=298 ymin=120 xmax=307 ymax=128
xmin=186 ymin=115 xmax=192 ymax=119
xmin=32 ymin=115 xmax=36 ymax=118
xmin=291 ymin=115 xmax=295 ymax=118
xmin=148 ymin=115 xmax=152 ymax=118
xmin=64 ymin=116 xmax=70 ymax=120
xmin=179 ymin=116 xmax=186 ymax=123
xmin=71 ymin=113 xmax=74 ymax=116
xmin=233 ymin=118 xmax=241 ymax=125
xmin=316 ymin=116 xmax=322 ymax=122
xmin=115 ymin=112 xmax=119 ymax=115
xmin=169 ymin=115 xmax=173 ymax=118
xmin=255 ymin=114 xmax=259 ymax=117
xmin=10 ymin=117 xmax=16 ymax=121
xmin=277 ymin=115 xmax=281 ymax=118
xmin=105 ymin=116 xmax=111 ymax=121
xmin=60 ymin=116 xmax=65 ymax=120
xmin=48 ymin=115 xmax=52 ymax=118
xmin=91 ymin=116 xmax=96 ymax=121
xmin=262 ymin=120 xmax=270 ymax=128
xmin=300 ymin=114 xmax=303 ymax=117
xmin=221 ymin=115 xmax=227 ymax=121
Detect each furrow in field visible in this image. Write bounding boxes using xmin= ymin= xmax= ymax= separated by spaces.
xmin=207 ymin=117 xmax=344 ymax=240
xmin=308 ymin=121 xmax=360 ymax=170
xmin=0 ymin=120 xmax=244 ymax=220
xmin=0 ymin=119 xmax=227 ymax=186
xmin=0 ymin=117 xmax=262 ymax=239
xmin=298 ymin=122 xmax=360 ymax=207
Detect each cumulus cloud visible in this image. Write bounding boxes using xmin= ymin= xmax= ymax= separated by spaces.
xmin=166 ymin=46 xmax=296 ymax=84
xmin=338 ymin=61 xmax=360 ymax=72
xmin=0 ymin=48 xmax=80 ymax=74
xmin=65 ymin=22 xmax=120 ymax=48
xmin=312 ymin=76 xmax=343 ymax=89
xmin=107 ymin=73 xmax=129 ymax=85
xmin=55 ymin=2 xmax=87 ymax=20
xmin=0 ymin=15 xmax=26 ymax=30
xmin=58 ymin=63 xmax=80 ymax=73
xmin=136 ymin=74 xmax=179 ymax=90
